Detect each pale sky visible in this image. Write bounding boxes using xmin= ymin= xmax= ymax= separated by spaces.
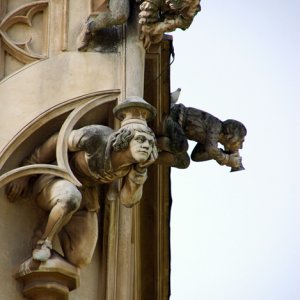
xmin=170 ymin=1 xmax=300 ymax=299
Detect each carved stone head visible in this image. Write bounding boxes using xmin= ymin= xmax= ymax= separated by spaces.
xmin=221 ymin=119 xmax=247 ymax=152
xmin=112 ymin=97 xmax=157 ymax=163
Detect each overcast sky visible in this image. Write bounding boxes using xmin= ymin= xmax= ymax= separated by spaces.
xmin=170 ymin=1 xmax=300 ymax=299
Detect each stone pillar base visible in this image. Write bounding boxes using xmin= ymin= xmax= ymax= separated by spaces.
xmin=14 ymin=252 xmax=80 ymax=300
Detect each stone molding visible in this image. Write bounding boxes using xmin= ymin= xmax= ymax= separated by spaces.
xmin=0 ymin=1 xmax=49 ymax=79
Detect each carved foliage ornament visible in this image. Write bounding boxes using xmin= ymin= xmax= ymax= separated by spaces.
xmin=0 ymin=1 xmax=48 ymax=64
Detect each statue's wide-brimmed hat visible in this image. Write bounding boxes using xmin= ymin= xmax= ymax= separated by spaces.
xmin=113 ymin=96 xmax=157 ymax=127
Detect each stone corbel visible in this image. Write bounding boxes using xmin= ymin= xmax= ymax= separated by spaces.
xmin=14 ymin=252 xmax=80 ymax=300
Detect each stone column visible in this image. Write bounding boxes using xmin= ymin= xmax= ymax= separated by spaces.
xmin=119 ymin=3 xmax=146 ymax=299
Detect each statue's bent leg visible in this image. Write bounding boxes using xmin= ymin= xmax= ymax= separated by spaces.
xmin=59 ymin=210 xmax=98 ymax=268
xmin=90 ymin=0 xmax=130 ymax=32
xmin=163 ymin=116 xmax=189 ymax=153
xmin=77 ymin=0 xmax=129 ymax=50
xmin=33 ymin=179 xmax=82 ymax=261
xmin=173 ymin=152 xmax=190 ymax=169
xmin=191 ymin=143 xmax=210 ymax=162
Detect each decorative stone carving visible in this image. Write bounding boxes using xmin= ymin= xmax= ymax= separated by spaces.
xmin=139 ymin=0 xmax=201 ymax=48
xmin=157 ymin=100 xmax=247 ymax=172
xmin=0 ymin=1 xmax=48 ymax=78
xmin=1 ymin=97 xmax=157 ymax=271
xmin=77 ymin=0 xmax=201 ymax=50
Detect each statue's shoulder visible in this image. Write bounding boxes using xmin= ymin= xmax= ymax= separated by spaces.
xmin=78 ymin=125 xmax=114 ymax=138
xmin=73 ymin=125 xmax=115 ymax=154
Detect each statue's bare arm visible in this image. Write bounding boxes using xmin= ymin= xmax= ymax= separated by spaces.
xmin=196 ymin=136 xmax=241 ymax=168
xmin=119 ymin=168 xmax=147 ymax=207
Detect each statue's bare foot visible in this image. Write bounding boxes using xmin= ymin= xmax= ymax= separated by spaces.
xmin=77 ymin=21 xmax=93 ymax=51
xmin=32 ymin=239 xmax=52 ymax=262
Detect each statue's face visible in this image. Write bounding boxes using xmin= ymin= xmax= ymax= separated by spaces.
xmin=129 ymin=130 xmax=155 ymax=163
xmin=224 ymin=137 xmax=245 ymax=152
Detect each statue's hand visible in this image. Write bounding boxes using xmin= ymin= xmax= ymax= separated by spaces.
xmin=227 ymin=152 xmax=242 ymax=168
xmin=5 ymin=176 xmax=31 ymax=202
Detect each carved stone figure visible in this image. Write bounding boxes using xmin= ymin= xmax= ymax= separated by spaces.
xmin=157 ymin=102 xmax=247 ymax=171
xmin=139 ymin=0 xmax=201 ymax=48
xmin=5 ymin=97 xmax=157 ymax=268
xmin=77 ymin=0 xmax=201 ymax=50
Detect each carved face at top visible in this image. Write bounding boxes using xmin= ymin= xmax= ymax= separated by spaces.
xmin=129 ymin=131 xmax=155 ymax=163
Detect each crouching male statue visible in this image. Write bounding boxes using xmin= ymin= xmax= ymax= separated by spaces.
xmin=5 ymin=97 xmax=157 ymax=268
xmin=157 ymin=102 xmax=247 ymax=171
